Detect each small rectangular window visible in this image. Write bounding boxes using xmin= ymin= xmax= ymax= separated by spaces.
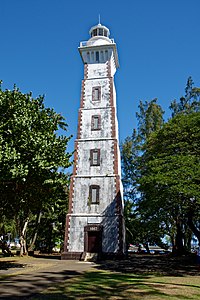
xmin=91 ymin=52 xmax=94 ymax=61
xmin=90 ymin=149 xmax=100 ymax=166
xmin=100 ymin=51 xmax=104 ymax=61
xmin=96 ymin=51 xmax=99 ymax=62
xmin=105 ymin=50 xmax=108 ymax=60
xmin=94 ymin=88 xmax=99 ymax=100
xmin=87 ymin=52 xmax=90 ymax=62
xmin=89 ymin=185 xmax=100 ymax=204
xmin=92 ymin=188 xmax=97 ymax=202
xmin=91 ymin=115 xmax=101 ymax=130
xmin=92 ymin=86 xmax=101 ymax=101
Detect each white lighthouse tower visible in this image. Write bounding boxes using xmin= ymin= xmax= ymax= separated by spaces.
xmin=62 ymin=22 xmax=125 ymax=260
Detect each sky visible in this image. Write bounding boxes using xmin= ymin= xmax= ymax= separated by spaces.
xmin=1 ymin=0 xmax=200 ymax=156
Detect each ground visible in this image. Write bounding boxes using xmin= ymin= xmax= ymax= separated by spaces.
xmin=0 ymin=254 xmax=200 ymax=299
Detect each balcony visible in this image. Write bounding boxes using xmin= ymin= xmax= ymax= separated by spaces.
xmin=79 ymin=38 xmax=115 ymax=48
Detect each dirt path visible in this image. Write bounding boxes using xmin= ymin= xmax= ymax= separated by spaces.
xmin=0 ymin=256 xmax=95 ymax=299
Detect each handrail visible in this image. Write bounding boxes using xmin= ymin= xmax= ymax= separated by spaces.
xmin=79 ymin=39 xmax=115 ymax=47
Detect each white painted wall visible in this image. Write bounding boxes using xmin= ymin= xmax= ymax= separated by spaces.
xmin=80 ymin=107 xmax=112 ymax=139
xmin=76 ymin=140 xmax=114 ymax=176
xmin=67 ymin=34 xmax=124 ymax=254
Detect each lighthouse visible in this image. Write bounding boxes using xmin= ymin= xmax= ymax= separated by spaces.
xmin=62 ymin=22 xmax=125 ymax=260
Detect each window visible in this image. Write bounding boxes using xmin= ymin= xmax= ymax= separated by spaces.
xmin=87 ymin=52 xmax=90 ymax=62
xmin=100 ymin=51 xmax=104 ymax=61
xmin=93 ymin=29 xmax=97 ymax=37
xmin=99 ymin=28 xmax=103 ymax=36
xmin=91 ymin=51 xmax=94 ymax=61
xmin=104 ymin=29 xmax=108 ymax=37
xmin=105 ymin=50 xmax=108 ymax=61
xmin=91 ymin=115 xmax=101 ymax=130
xmin=89 ymin=185 xmax=100 ymax=204
xmin=90 ymin=149 xmax=100 ymax=166
xmin=96 ymin=51 xmax=99 ymax=62
xmin=92 ymin=86 xmax=101 ymax=101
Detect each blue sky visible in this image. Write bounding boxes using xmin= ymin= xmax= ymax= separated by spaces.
xmin=1 ymin=0 xmax=200 ymax=155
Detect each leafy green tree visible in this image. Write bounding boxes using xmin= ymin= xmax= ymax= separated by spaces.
xmin=139 ymin=112 xmax=200 ymax=252
xmin=122 ymin=77 xmax=200 ymax=254
xmin=121 ymin=99 xmax=165 ymax=246
xmin=136 ymin=98 xmax=165 ymax=142
xmin=0 ymin=83 xmax=72 ymax=245
xmin=170 ymin=76 xmax=200 ymax=117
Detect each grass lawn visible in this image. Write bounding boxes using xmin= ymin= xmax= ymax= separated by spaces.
xmin=35 ymin=269 xmax=200 ymax=300
xmin=1 ymin=254 xmax=200 ymax=299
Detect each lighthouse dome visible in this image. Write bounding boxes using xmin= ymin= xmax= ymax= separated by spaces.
xmin=88 ymin=23 xmax=112 ymax=46
xmin=89 ymin=23 xmax=110 ymax=38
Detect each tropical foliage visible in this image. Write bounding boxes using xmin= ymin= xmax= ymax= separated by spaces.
xmin=122 ymin=77 xmax=200 ymax=253
xmin=0 ymin=82 xmax=72 ymax=250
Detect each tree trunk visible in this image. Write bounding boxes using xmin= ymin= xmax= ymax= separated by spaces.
xmin=20 ymin=218 xmax=29 ymax=256
xmin=22 ymin=218 xmax=29 ymax=235
xmin=173 ymin=219 xmax=186 ymax=255
xmin=184 ymin=225 xmax=192 ymax=252
xmin=29 ymin=212 xmax=42 ymax=251
xmin=187 ymin=211 xmax=200 ymax=245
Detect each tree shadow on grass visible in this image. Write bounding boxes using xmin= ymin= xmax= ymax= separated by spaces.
xmin=31 ymin=269 xmax=200 ymax=300
xmin=30 ymin=271 xmax=165 ymax=300
xmin=96 ymin=254 xmax=200 ymax=276
xmin=0 ymin=269 xmax=83 ymax=299
xmin=0 ymin=260 xmax=27 ymax=271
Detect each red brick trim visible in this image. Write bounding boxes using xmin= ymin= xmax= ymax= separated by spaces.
xmin=112 ymin=139 xmax=119 ymax=175
xmin=111 ymin=106 xmax=116 ymax=138
xmin=68 ymin=176 xmax=75 ymax=214
xmin=77 ymin=110 xmax=82 ymax=139
xmin=107 ymin=60 xmax=112 ymax=78
xmin=114 ymin=175 xmax=124 ymax=254
xmin=63 ymin=214 xmax=70 ymax=252
xmin=80 ymin=80 xmax=85 ymax=109
xmin=112 ymin=137 xmax=125 ymax=252
xmin=73 ymin=141 xmax=79 ymax=176
xmin=109 ymin=77 xmax=114 ymax=106
xmin=115 ymin=176 xmax=122 ymax=214
xmin=84 ymin=64 xmax=88 ymax=79
xmin=63 ymin=175 xmax=75 ymax=252
xmin=109 ymin=77 xmax=117 ymax=138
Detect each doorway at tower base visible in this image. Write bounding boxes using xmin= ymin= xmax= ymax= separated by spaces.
xmin=61 ymin=223 xmax=125 ymax=261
